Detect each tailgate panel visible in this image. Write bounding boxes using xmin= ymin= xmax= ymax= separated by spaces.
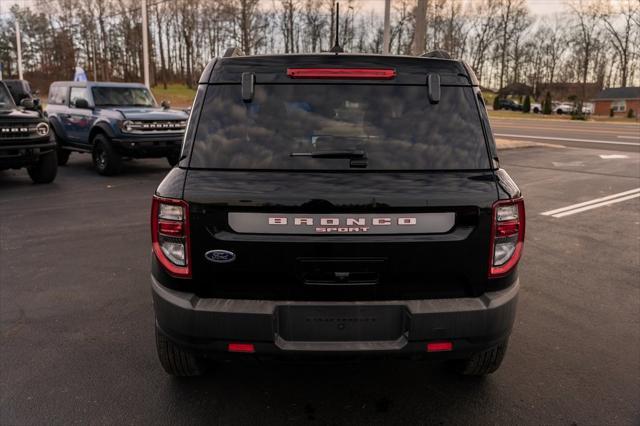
xmin=185 ymin=170 xmax=498 ymax=300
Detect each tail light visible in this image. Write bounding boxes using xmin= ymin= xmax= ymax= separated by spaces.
xmin=151 ymin=196 xmax=191 ymax=278
xmin=489 ymin=198 xmax=525 ymax=278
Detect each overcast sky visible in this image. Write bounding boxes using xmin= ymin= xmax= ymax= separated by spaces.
xmin=1 ymin=0 xmax=570 ymax=17
xmin=357 ymin=0 xmax=568 ymax=16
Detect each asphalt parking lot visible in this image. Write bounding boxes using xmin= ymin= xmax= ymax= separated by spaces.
xmin=1 ymin=120 xmax=639 ymax=425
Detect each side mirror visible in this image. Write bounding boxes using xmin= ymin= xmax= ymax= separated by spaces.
xmin=20 ymin=98 xmax=35 ymax=109
xmin=74 ymin=98 xmax=90 ymax=109
xmin=427 ymin=73 xmax=441 ymax=104
xmin=161 ymin=100 xmax=171 ymax=109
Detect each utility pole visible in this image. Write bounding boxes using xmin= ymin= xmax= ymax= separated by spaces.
xmin=92 ymin=38 xmax=98 ymax=81
xmin=412 ymin=0 xmax=427 ymax=55
xmin=15 ymin=19 xmax=23 ymax=80
xmin=382 ymin=0 xmax=391 ymax=54
xmin=141 ymin=0 xmax=150 ymax=88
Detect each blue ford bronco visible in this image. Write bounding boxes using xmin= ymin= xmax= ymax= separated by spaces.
xmin=45 ymin=82 xmax=188 ymax=175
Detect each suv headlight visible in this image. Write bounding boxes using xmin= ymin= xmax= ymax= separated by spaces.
xmin=36 ymin=122 xmax=49 ymax=136
xmin=121 ymin=120 xmax=134 ymax=132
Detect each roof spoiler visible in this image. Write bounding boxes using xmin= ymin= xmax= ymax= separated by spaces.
xmin=421 ymin=50 xmax=452 ymax=59
xmin=223 ymin=47 xmax=244 ymax=58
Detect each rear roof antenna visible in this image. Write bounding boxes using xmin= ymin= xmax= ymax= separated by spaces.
xmin=330 ymin=2 xmax=344 ymax=53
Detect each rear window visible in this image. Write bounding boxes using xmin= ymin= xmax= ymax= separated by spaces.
xmin=189 ymin=84 xmax=490 ymax=170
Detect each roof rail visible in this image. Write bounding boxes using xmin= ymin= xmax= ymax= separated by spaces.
xmin=223 ymin=47 xmax=243 ymax=58
xmin=421 ymin=50 xmax=452 ymax=59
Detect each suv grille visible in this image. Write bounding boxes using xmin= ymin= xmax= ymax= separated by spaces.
xmin=125 ymin=120 xmax=187 ymax=134
xmin=0 ymin=124 xmax=40 ymax=140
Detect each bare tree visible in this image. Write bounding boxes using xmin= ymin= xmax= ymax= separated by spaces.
xmin=302 ymin=0 xmax=326 ymax=52
xmin=468 ymin=0 xmax=500 ymax=84
xmin=599 ymin=0 xmax=640 ymax=87
xmin=568 ymin=0 xmax=601 ymax=106
xmin=278 ymin=0 xmax=301 ymax=53
xmin=389 ymin=0 xmax=413 ymax=55
xmin=3 ymin=0 xmax=640 ymax=93
xmin=495 ymin=0 xmax=529 ymax=89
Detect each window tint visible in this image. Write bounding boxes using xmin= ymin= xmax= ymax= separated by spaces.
xmin=189 ymin=85 xmax=490 ymax=170
xmin=70 ymin=87 xmax=89 ymax=107
xmin=91 ymin=87 xmax=155 ymax=107
xmin=48 ymin=86 xmax=67 ymax=105
xmin=0 ymin=84 xmax=16 ymax=109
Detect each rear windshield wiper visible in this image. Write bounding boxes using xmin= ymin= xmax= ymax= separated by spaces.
xmin=290 ymin=150 xmax=366 ymax=159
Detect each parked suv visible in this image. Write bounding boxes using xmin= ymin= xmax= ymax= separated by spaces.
xmin=497 ymin=98 xmax=522 ymax=111
xmin=0 ymin=81 xmax=57 ymax=183
xmin=46 ymin=82 xmax=188 ymax=175
xmin=151 ymin=52 xmax=525 ymax=377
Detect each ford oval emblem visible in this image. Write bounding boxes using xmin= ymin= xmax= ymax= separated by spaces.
xmin=204 ymin=249 xmax=236 ymax=263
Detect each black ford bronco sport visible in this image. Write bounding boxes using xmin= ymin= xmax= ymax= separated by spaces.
xmin=151 ymin=51 xmax=525 ymax=377
xmin=0 ymin=81 xmax=57 ymax=183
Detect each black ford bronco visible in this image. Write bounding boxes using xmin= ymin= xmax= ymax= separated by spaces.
xmin=0 ymin=81 xmax=57 ymax=183
xmin=151 ymin=51 xmax=525 ymax=377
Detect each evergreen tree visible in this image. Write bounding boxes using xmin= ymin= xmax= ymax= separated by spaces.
xmin=543 ymin=92 xmax=552 ymax=115
xmin=523 ymin=95 xmax=531 ymax=113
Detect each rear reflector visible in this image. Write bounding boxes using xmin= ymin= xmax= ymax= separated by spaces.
xmin=287 ymin=68 xmax=396 ymax=80
xmin=228 ymin=343 xmax=255 ymax=353
xmin=427 ymin=341 xmax=453 ymax=352
xmin=158 ymin=220 xmax=184 ymax=237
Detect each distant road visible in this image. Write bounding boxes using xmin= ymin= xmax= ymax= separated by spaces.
xmin=490 ymin=116 xmax=640 ymax=152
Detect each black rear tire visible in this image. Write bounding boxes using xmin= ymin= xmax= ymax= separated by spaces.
xmin=448 ymin=340 xmax=508 ymax=376
xmin=155 ymin=327 xmax=204 ymax=377
xmin=57 ymin=148 xmax=71 ymax=166
xmin=27 ymin=150 xmax=58 ymax=184
xmin=92 ymin=134 xmax=122 ymax=176
xmin=166 ymin=152 xmax=180 ymax=167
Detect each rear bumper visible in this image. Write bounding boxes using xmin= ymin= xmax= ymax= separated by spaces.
xmin=152 ymin=276 xmax=519 ymax=359
xmin=111 ymin=134 xmax=182 ymax=158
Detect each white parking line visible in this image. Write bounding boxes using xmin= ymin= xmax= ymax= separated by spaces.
xmin=551 ymin=194 xmax=640 ymax=218
xmin=494 ymin=133 xmax=640 ymax=146
xmin=599 ymin=154 xmax=629 ymax=159
xmin=618 ymin=135 xmax=640 ymax=140
xmin=541 ymin=188 xmax=640 ymax=218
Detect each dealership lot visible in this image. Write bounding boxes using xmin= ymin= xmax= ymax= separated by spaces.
xmin=1 ymin=123 xmax=639 ymax=424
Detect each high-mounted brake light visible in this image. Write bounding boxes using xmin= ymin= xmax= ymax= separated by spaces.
xmin=489 ymin=198 xmax=525 ymax=278
xmin=287 ymin=68 xmax=396 ymax=80
xmin=151 ymin=196 xmax=191 ymax=278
